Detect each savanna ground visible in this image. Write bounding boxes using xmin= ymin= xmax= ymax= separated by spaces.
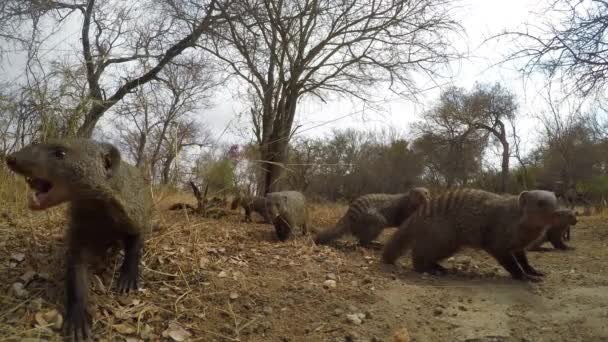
xmin=1 ymin=177 xmax=608 ymax=342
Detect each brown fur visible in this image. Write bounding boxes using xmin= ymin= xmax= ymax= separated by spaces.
xmin=382 ymin=188 xmax=558 ymax=282
xmin=529 ymin=208 xmax=577 ymax=251
xmin=231 ymin=195 xmax=269 ymax=222
xmin=6 ymin=139 xmax=152 ymax=340
xmin=314 ymin=187 xmax=430 ymax=247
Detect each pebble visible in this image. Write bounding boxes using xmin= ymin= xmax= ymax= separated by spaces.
xmin=334 ymin=308 xmax=344 ymax=316
xmin=323 ymin=279 xmax=337 ymax=288
xmin=326 ymin=273 xmax=337 ymax=280
xmin=229 ymin=292 xmax=239 ymax=300
xmin=346 ymin=313 xmax=366 ymax=325
xmin=433 ymin=308 xmax=443 ymax=316
xmin=11 ymin=253 xmax=26 ymax=262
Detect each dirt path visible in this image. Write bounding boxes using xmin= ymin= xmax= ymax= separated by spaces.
xmin=1 ymin=204 xmax=607 ymax=341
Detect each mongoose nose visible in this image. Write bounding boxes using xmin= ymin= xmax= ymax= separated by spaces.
xmin=5 ymin=155 xmax=16 ymax=168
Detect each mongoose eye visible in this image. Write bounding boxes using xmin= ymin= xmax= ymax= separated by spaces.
xmin=53 ymin=149 xmax=66 ymax=159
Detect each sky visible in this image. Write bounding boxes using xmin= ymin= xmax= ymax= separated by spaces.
xmin=204 ymin=0 xmax=551 ymax=151
xmin=0 ymin=0 xmax=560 ymax=157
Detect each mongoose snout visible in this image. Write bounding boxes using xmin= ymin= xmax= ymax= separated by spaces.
xmin=5 ymin=148 xmax=70 ymax=210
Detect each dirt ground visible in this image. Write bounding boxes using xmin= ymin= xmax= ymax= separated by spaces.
xmin=1 ymin=194 xmax=608 ymax=342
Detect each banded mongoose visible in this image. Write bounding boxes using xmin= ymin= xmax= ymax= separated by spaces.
xmin=314 ymin=187 xmax=430 ymax=247
xmin=265 ymin=191 xmax=308 ymax=241
xmin=381 ymin=188 xmax=558 ymax=282
xmin=529 ymin=208 xmax=577 ymax=251
xmin=5 ymin=139 xmax=152 ymax=340
xmin=231 ymin=195 xmax=270 ymax=222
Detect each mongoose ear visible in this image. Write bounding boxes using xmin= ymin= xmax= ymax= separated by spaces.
xmin=518 ymin=191 xmax=529 ymax=208
xmin=102 ymin=143 xmax=121 ymax=177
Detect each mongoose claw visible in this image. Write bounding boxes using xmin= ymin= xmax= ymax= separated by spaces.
xmin=64 ymin=306 xmax=91 ymax=341
xmin=521 ymin=274 xmax=544 ymax=283
xmin=117 ymin=271 xmax=139 ymax=293
xmin=526 ymin=269 xmax=545 ymax=277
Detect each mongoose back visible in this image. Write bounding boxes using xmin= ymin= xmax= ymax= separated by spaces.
xmin=5 ymin=139 xmax=152 ymax=340
xmin=265 ymin=191 xmax=308 ymax=241
xmin=314 ymin=187 xmax=430 ymax=247
xmin=529 ymin=208 xmax=577 ymax=251
xmin=382 ymin=188 xmax=558 ymax=282
xmin=231 ymin=195 xmax=269 ymax=222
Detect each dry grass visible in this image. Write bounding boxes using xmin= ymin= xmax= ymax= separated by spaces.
xmin=2 ymin=173 xmax=608 ymax=341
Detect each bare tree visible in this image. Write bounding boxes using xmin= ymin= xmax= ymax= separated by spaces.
xmin=198 ymin=0 xmax=461 ymax=194
xmin=497 ymin=0 xmax=608 ymax=97
xmin=464 ymin=83 xmax=517 ymax=192
xmin=113 ymin=57 xmax=218 ymax=174
xmin=0 ymin=0 xmax=225 ymax=137
xmin=413 ymin=87 xmax=487 ymax=188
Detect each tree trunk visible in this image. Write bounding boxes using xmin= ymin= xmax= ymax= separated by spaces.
xmin=500 ymin=138 xmax=510 ymax=193
xmin=260 ymin=137 xmax=288 ymax=195
xmin=135 ymin=132 xmax=147 ymax=167
xmin=258 ymin=90 xmax=298 ymax=195
xmin=77 ymin=104 xmax=106 ymax=138
xmin=161 ymin=154 xmax=176 ymax=185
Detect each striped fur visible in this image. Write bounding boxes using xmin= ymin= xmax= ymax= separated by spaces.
xmin=314 ymin=187 xmax=430 ymax=246
xmin=382 ymin=188 xmax=559 ymax=281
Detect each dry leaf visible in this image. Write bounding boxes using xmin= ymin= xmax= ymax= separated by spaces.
xmin=162 ymin=323 xmax=191 ymax=342
xmin=113 ymin=323 xmax=136 ymax=335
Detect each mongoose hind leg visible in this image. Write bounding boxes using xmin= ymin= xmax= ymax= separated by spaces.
xmin=411 ymin=237 xmax=456 ymax=276
xmin=118 ymin=234 xmax=142 ymax=293
xmin=64 ymin=248 xmax=92 ymax=341
xmin=513 ymin=251 xmax=544 ymax=277
xmin=488 ymin=251 xmax=541 ymax=282
xmin=352 ymin=213 xmax=387 ymax=248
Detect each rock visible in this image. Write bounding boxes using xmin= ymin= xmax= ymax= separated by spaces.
xmin=218 ymin=271 xmax=228 ymax=278
xmin=433 ymin=308 xmax=443 ymax=316
xmin=392 ymin=327 xmax=411 ymax=342
xmin=346 ymin=313 xmax=365 ymax=325
xmin=11 ymin=282 xmax=28 ymax=298
xmin=326 ymin=273 xmax=337 ymax=280
xmin=229 ymin=292 xmax=239 ymax=300
xmin=11 ymin=253 xmax=26 ymax=262
xmin=334 ymin=308 xmax=344 ymax=317
xmin=323 ymin=279 xmax=337 ymax=288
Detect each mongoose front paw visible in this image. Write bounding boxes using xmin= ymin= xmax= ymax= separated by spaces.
xmin=117 ymin=270 xmax=139 ymax=293
xmin=518 ymin=274 xmax=543 ymax=283
xmin=64 ymin=305 xmax=91 ymax=341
